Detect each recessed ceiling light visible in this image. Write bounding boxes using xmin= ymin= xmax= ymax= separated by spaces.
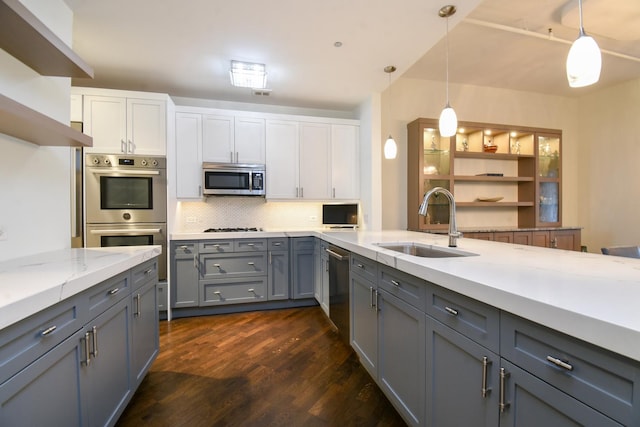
xmin=334 ymin=41 xmax=343 ymax=47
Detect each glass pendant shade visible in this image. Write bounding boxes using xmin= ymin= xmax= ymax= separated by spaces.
xmin=384 ymin=135 xmax=397 ymax=159
xmin=439 ymin=105 xmax=457 ymax=137
xmin=566 ymin=32 xmax=601 ymax=87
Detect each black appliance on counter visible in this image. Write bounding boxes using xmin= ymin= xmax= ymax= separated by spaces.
xmin=322 ymin=203 xmax=358 ymax=228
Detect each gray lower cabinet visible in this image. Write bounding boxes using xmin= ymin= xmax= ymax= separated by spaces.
xmin=0 ymin=259 xmax=159 ymax=427
xmin=426 ymin=316 xmax=499 ymax=427
xmin=377 ymin=289 xmax=426 ymax=426
xmin=291 ymin=237 xmax=315 ymax=299
xmin=171 ymin=242 xmax=199 ymax=308
xmin=350 ymin=265 xmax=378 ymax=378
xmin=268 ymin=238 xmax=289 ymax=300
xmin=315 ymin=239 xmax=329 ymax=315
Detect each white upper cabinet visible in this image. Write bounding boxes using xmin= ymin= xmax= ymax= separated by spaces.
xmin=265 ymin=120 xmax=299 ymax=199
xmin=175 ymin=112 xmax=203 ymax=199
xmin=81 ymin=91 xmax=167 ymax=155
xmin=200 ymin=115 xmax=265 ymax=164
xmin=331 ymin=124 xmax=360 ymax=200
xmin=299 ymin=122 xmax=331 ymax=200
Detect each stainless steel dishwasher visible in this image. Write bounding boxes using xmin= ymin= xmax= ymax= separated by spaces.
xmin=326 ymin=245 xmax=350 ymax=345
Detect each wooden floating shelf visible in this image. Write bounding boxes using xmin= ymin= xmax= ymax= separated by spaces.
xmin=0 ymin=0 xmax=94 ymax=78
xmin=454 ymin=175 xmax=534 ymax=182
xmin=0 ymin=94 xmax=93 ymax=147
xmin=455 ymin=151 xmax=534 ymax=160
xmin=456 ymin=201 xmax=534 ymax=207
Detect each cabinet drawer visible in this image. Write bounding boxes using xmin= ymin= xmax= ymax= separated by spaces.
xmin=131 ymin=258 xmax=158 ymax=290
xmin=291 ymin=237 xmax=315 ymax=251
xmin=201 ymin=277 xmax=267 ymax=306
xmin=200 ymin=253 xmax=267 ymax=278
xmin=426 ymin=285 xmax=499 ymax=353
xmin=173 ymin=242 xmax=197 ymax=257
xmin=0 ymin=294 xmax=84 ymax=385
xmin=199 ymin=240 xmax=234 ymax=253
xmin=268 ymin=237 xmax=289 ymax=251
xmin=235 ymin=238 xmax=267 ymax=252
xmin=501 ymin=312 xmax=640 ymax=426
xmin=350 ymin=253 xmax=377 ymax=283
xmin=378 ymin=265 xmax=427 ymax=311
xmin=85 ymin=271 xmax=130 ymax=319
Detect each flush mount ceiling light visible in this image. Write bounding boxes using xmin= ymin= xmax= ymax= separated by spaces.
xmin=566 ymin=0 xmax=601 ymax=88
xmin=383 ymin=65 xmax=398 ymax=160
xmin=229 ymin=60 xmax=267 ymax=89
xmin=438 ymin=5 xmax=457 ymax=138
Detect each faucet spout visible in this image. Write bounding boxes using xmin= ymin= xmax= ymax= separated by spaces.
xmin=418 ymin=187 xmax=460 ymax=247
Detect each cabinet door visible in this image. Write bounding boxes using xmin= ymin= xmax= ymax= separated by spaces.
xmin=550 ymin=229 xmax=581 ymax=251
xmin=531 ymin=231 xmax=550 ymax=248
xmin=426 ymin=317 xmax=499 ymax=427
xmin=175 ymin=112 xmax=203 ymax=199
xmin=350 ymin=272 xmax=378 ymax=379
xmin=512 ymin=231 xmax=532 ymax=245
xmin=493 ymin=232 xmax=513 ymax=244
xmin=171 ymin=244 xmax=200 ymax=308
xmin=83 ymin=95 xmax=127 ymax=153
xmin=131 ymin=281 xmax=159 ymax=388
xmin=84 ymin=297 xmax=132 ymax=427
xmin=331 ymin=124 xmax=359 ymax=199
xmin=299 ymin=122 xmax=331 ymax=199
xmin=266 ymin=120 xmax=299 ymax=199
xmin=0 ymin=329 xmax=86 ymax=427
xmin=235 ymin=117 xmax=265 ymax=164
xmin=291 ymin=238 xmax=315 ymax=299
xmin=378 ymin=289 xmax=426 ymax=426
xmin=500 ymin=360 xmax=621 ymax=427
xmin=321 ymin=250 xmax=330 ymax=315
xmin=202 ymin=114 xmax=234 ymax=163
xmin=268 ymin=250 xmax=289 ymax=300
xmin=314 ymin=239 xmax=322 ymax=304
xmin=126 ymin=98 xmax=166 ymax=155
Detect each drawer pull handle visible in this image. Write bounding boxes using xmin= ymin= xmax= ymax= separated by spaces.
xmin=481 ymin=356 xmax=492 ymax=398
xmin=214 ymin=263 xmax=221 ymax=269
xmin=391 ymin=280 xmax=400 ymax=287
xmin=247 ymin=243 xmax=255 ymax=247
xmin=499 ymin=367 xmax=510 ymax=413
xmin=144 ymin=268 xmax=153 ymax=275
xmin=357 ymin=263 xmax=364 ymax=269
xmin=444 ymin=306 xmax=459 ymax=316
xmin=41 ymin=325 xmax=57 ymax=336
xmin=180 ymin=245 xmax=188 ymax=250
xmin=247 ymin=262 xmax=255 ymax=266
xmin=274 ymin=242 xmax=281 ymax=246
xmin=546 ymin=355 xmax=574 ymax=371
xmin=108 ymin=288 xmax=120 ymax=295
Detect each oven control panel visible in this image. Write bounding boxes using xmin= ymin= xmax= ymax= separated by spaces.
xmin=87 ymin=154 xmax=166 ymax=169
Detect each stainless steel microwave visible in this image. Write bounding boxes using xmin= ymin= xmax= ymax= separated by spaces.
xmin=202 ymin=163 xmax=265 ymax=196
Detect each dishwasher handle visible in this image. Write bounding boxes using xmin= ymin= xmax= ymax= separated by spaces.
xmin=325 ymin=248 xmax=349 ymax=261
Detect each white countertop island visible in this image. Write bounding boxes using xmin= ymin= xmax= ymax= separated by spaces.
xmin=172 ymin=229 xmax=640 ymax=362
xmin=0 ymin=246 xmax=162 ymax=330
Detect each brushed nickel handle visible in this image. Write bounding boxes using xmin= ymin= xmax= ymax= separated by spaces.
xmin=481 ymin=356 xmax=492 ymax=398
xmin=194 ymin=254 xmax=199 ymax=270
xmin=273 ymin=242 xmax=282 ymax=246
xmin=90 ymin=326 xmax=98 ymax=358
xmin=391 ymin=280 xmax=400 ymax=287
xmin=247 ymin=243 xmax=255 ymax=247
xmin=546 ymin=355 xmax=573 ymax=371
xmin=325 ymin=260 xmax=329 ymax=272
xmin=444 ymin=306 xmax=459 ymax=316
xmin=41 ymin=325 xmax=57 ymax=336
xmin=214 ymin=263 xmax=221 ymax=268
xmin=180 ymin=245 xmax=188 ymax=250
xmin=357 ymin=263 xmax=364 ymax=269
xmin=108 ymin=288 xmax=120 ymax=295
xmin=269 ymin=252 xmax=272 ymax=264
xmin=370 ymin=286 xmax=375 ymax=308
xmin=247 ymin=262 xmax=255 ymax=266
xmin=375 ymin=290 xmax=380 ymax=311
xmin=499 ymin=367 xmax=510 ymax=413
xmin=121 ymin=139 xmax=126 ymax=153
xmin=83 ymin=332 xmax=91 ymax=365
xmin=144 ymin=268 xmax=154 ymax=276
xmin=300 ymin=187 xmax=304 ymax=198
xmin=134 ymin=293 xmax=141 ymax=317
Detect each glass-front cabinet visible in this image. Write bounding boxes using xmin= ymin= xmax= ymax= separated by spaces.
xmin=407 ymin=118 xmax=562 ymax=231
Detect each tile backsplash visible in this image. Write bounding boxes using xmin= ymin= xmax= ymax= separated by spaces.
xmin=175 ymin=197 xmax=325 ymax=232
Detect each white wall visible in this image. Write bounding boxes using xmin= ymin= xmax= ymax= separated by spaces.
xmin=577 ymin=77 xmax=640 ymax=252
xmin=380 ymin=77 xmax=580 ymax=235
xmin=0 ymin=0 xmax=74 ymax=260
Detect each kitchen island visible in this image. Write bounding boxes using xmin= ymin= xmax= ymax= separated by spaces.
xmin=0 ymin=246 xmax=161 ymax=427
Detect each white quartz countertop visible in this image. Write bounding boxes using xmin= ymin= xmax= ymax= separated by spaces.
xmin=171 ymin=229 xmax=640 ymax=362
xmin=0 ymin=246 xmax=162 ymax=330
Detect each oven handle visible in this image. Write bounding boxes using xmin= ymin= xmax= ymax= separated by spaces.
xmin=87 ymin=169 xmax=161 ymax=176
xmin=89 ymin=228 xmax=163 ymax=235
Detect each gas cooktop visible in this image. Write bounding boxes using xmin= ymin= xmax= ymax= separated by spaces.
xmin=203 ymin=227 xmax=262 ymax=232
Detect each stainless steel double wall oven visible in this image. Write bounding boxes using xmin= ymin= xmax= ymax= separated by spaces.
xmin=85 ymin=153 xmax=167 ymax=280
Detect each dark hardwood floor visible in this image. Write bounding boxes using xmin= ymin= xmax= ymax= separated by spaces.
xmin=116 ymin=306 xmax=407 ymax=427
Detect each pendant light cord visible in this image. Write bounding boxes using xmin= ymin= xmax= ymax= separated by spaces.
xmin=445 ymin=15 xmax=450 ymax=106
xmin=578 ymin=0 xmax=585 ymax=36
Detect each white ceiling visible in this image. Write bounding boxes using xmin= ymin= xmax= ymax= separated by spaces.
xmin=65 ymin=0 xmax=640 ymax=111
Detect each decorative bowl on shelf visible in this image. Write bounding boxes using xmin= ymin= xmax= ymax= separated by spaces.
xmin=483 ymin=144 xmax=498 ymax=153
xmin=476 ymin=196 xmax=504 ymax=202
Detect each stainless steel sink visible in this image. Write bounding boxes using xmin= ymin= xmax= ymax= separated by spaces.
xmin=376 ymin=242 xmax=477 ymax=258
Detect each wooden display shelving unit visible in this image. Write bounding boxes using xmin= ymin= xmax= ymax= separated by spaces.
xmin=407 ymin=118 xmax=562 ymax=232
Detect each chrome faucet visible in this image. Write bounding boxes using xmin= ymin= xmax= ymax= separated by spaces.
xmin=418 ymin=187 xmax=461 ymax=247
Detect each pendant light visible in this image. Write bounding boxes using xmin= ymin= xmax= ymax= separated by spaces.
xmin=383 ymin=65 xmax=398 ymax=159
xmin=438 ymin=5 xmax=457 ymax=137
xmin=566 ymin=0 xmax=601 ymax=87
